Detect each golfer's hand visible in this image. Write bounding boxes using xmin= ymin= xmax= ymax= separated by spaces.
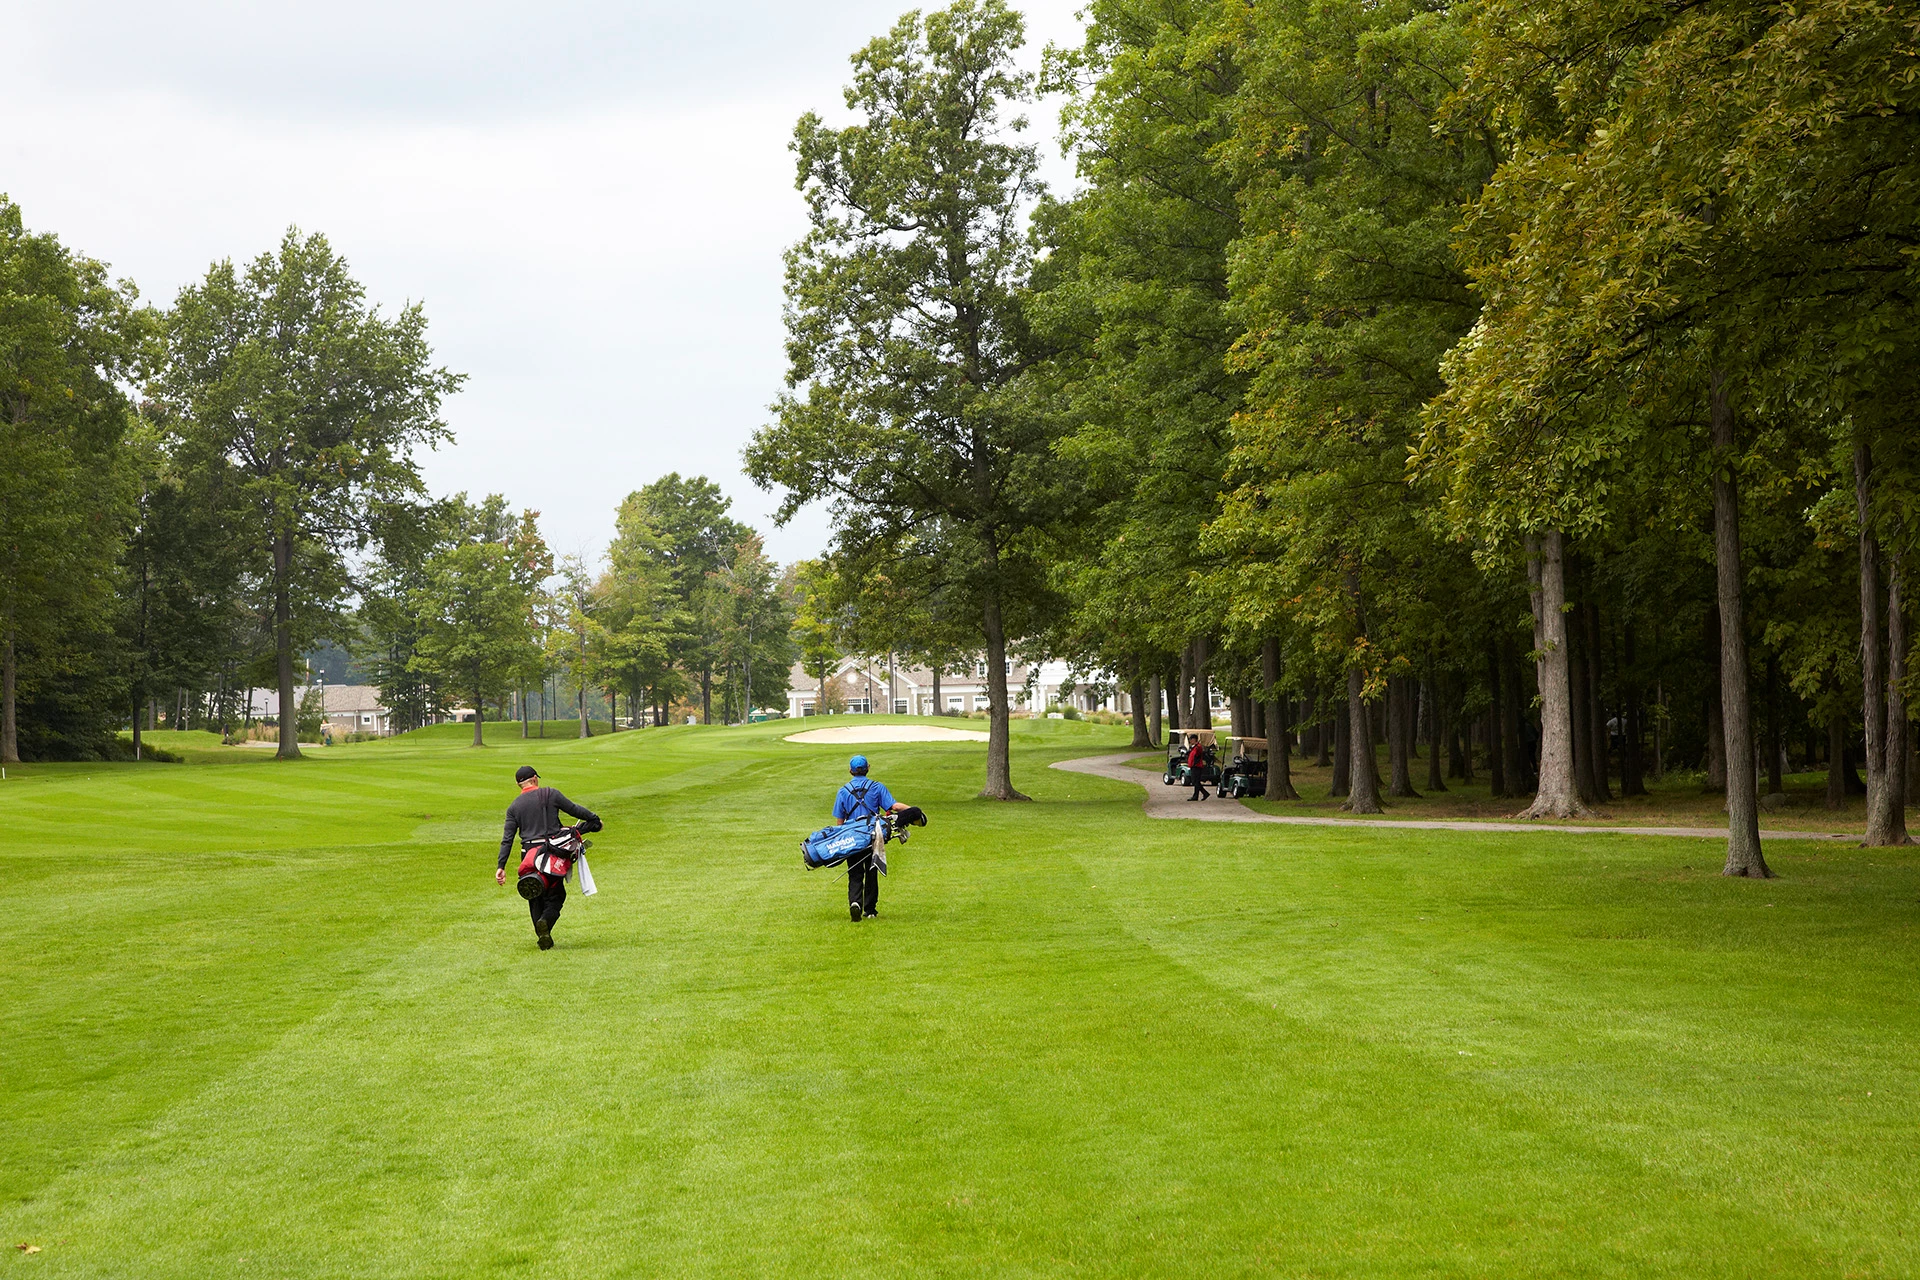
xmin=496 ymin=868 xmax=507 ymax=885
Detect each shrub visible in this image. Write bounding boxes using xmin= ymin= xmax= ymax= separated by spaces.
xmin=110 ymin=735 xmax=183 ymax=763
xmin=295 ymin=689 xmax=325 ymax=741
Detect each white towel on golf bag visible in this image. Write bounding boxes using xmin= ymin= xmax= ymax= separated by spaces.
xmin=572 ymin=851 xmax=598 ymax=896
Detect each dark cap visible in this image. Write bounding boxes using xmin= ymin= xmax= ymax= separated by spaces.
xmin=515 ymin=765 xmax=539 ymax=784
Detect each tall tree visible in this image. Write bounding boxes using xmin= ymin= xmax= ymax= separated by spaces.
xmin=788 ymin=559 xmax=845 ymax=714
xmin=623 ymin=474 xmax=749 ymax=724
xmin=600 ymin=489 xmax=691 ymax=727
xmin=119 ymin=420 xmax=251 ymax=758
xmin=159 ymin=228 xmax=459 ymax=759
xmin=0 ymin=197 xmax=140 ymax=763
xmin=1210 ymin=0 xmax=1497 ymax=814
xmin=705 ymin=532 xmax=796 ymax=722
xmin=410 ymin=535 xmax=540 ymax=748
xmin=1034 ymin=0 xmax=1247 ymax=744
xmin=548 ymin=555 xmax=601 ymax=738
xmin=748 ymin=0 xmax=1070 ymax=799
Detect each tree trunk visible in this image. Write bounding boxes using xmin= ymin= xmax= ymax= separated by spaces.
xmin=1855 ymin=441 xmax=1890 ymax=821
xmin=1764 ymin=657 xmax=1783 ymax=796
xmin=1344 ymin=667 xmax=1383 ymax=813
xmin=1651 ymin=680 xmax=1665 ymax=779
xmin=1128 ymin=678 xmax=1152 ymax=749
xmin=978 ymin=589 xmax=1026 ymax=801
xmin=1148 ymin=674 xmax=1162 ymax=746
xmin=1167 ymin=644 xmax=1182 ymax=725
xmin=1711 ymin=372 xmax=1768 ymax=877
xmin=272 ymin=528 xmax=301 ymax=760
xmin=1827 ymin=714 xmax=1848 ymax=810
xmin=1194 ymin=636 xmax=1214 ymax=729
xmin=1501 ymin=635 xmax=1532 ymax=793
xmin=1387 ymin=676 xmax=1418 ymax=797
xmin=1622 ymin=621 xmax=1647 ymax=796
xmin=1703 ymin=607 xmax=1726 ymax=791
xmin=1569 ymin=614 xmax=1600 ymax=804
xmin=1523 ymin=530 xmax=1588 ymax=818
xmin=520 ymin=686 xmax=529 ymax=739
xmin=472 ymin=681 xmax=485 ymax=747
xmin=1229 ymin=693 xmax=1249 ymax=741
xmin=131 ymin=685 xmax=143 ymax=761
xmin=1262 ymin=637 xmax=1299 ymax=800
xmin=1 ymin=620 xmax=17 ymax=765
xmin=1330 ymin=700 xmax=1350 ymax=797
xmin=701 ymin=666 xmax=712 ymax=725
xmin=1878 ymin=553 xmax=1912 ymax=843
xmin=1425 ymin=676 xmax=1447 ymax=792
xmin=1855 ymin=435 xmax=1912 ymax=843
xmin=1584 ymin=600 xmax=1613 ymax=801
xmin=1485 ymin=643 xmax=1508 ymax=797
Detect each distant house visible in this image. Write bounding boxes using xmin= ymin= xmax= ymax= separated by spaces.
xmin=779 ymin=656 xmax=1059 ymax=717
xmin=317 ymin=685 xmax=393 ymax=737
xmin=1028 ymin=659 xmax=1173 ymax=717
xmin=242 ymin=684 xmax=398 ymax=737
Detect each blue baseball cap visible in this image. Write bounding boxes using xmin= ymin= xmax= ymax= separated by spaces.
xmin=849 ymin=755 xmax=868 ymax=775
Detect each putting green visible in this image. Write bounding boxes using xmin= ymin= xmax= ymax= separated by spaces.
xmin=2 ymin=717 xmax=1916 ymax=1277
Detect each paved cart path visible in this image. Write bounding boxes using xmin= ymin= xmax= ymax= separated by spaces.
xmin=1051 ymin=752 xmax=1855 ymax=842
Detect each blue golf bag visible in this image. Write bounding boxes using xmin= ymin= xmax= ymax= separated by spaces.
xmin=802 ymin=819 xmax=878 ymax=869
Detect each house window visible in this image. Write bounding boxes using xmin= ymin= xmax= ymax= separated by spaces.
xmin=947 ymin=695 xmax=964 ymax=710
xmin=846 ymin=698 xmax=872 ymax=714
xmin=361 ymin=715 xmax=373 ymax=725
xmin=893 ymin=700 xmax=908 ymax=714
xmin=800 ymin=701 xmax=816 ymax=716
xmin=973 ymin=695 xmax=990 ymax=709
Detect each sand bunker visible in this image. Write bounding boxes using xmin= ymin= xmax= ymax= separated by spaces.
xmin=784 ymin=724 xmax=989 ymax=744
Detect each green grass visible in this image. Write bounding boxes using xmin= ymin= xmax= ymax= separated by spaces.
xmin=3 ymin=716 xmax=1916 ymax=1277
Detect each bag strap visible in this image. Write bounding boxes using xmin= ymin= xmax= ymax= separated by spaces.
xmin=848 ymin=779 xmax=881 ymax=819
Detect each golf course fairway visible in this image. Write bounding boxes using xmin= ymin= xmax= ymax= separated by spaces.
xmin=2 ymin=717 xmax=1916 ymax=1277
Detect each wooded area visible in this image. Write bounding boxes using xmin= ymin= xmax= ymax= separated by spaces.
xmin=753 ymin=0 xmax=1918 ymax=866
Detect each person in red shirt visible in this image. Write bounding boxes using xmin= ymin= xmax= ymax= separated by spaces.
xmin=1185 ymin=735 xmax=1211 ymax=801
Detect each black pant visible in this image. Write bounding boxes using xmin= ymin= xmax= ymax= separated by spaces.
xmin=1189 ymin=770 xmax=1209 ymax=799
xmin=847 ymin=853 xmax=879 ymax=916
xmin=529 ymin=878 xmax=566 ymax=927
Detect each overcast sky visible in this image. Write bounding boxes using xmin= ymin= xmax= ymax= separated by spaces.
xmin=0 ymin=0 xmax=1088 ymax=568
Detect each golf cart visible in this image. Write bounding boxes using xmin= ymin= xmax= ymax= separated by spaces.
xmin=1162 ymin=727 xmax=1223 ymax=787
xmin=1219 ymin=736 xmax=1270 ymax=799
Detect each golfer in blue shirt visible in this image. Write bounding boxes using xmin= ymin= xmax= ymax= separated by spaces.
xmin=834 ymin=754 xmax=913 ymax=922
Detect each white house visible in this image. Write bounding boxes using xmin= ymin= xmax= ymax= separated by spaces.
xmin=1026 ymin=660 xmax=1223 ymax=718
xmin=243 ymin=684 xmax=398 ymax=736
xmin=316 ymin=685 xmax=395 ymax=736
xmin=786 ymin=655 xmax=1045 ymax=718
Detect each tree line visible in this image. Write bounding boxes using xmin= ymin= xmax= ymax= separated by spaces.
xmin=752 ymin=0 xmax=1918 ymax=869
xmin=2 ymin=210 xmax=795 ymax=761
